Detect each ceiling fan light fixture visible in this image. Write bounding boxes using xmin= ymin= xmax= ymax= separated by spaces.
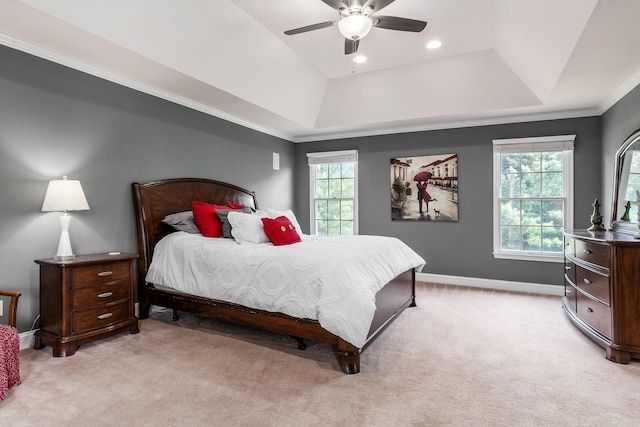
xmin=338 ymin=14 xmax=373 ymax=40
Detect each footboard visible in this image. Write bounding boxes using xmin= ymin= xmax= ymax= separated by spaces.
xmin=141 ymin=267 xmax=416 ymax=374
xmin=336 ymin=268 xmax=416 ymax=373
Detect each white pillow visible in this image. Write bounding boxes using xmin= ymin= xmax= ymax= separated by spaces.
xmin=263 ymin=208 xmax=303 ymax=234
xmin=228 ymin=211 xmax=270 ymax=244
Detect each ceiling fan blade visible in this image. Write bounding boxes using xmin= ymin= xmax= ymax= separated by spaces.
xmin=345 ymin=38 xmax=360 ymax=55
xmin=373 ymin=15 xmax=427 ymax=32
xmin=363 ymin=0 xmax=397 ymax=13
xmin=320 ymin=0 xmax=347 ymax=11
xmin=284 ymin=21 xmax=335 ymax=35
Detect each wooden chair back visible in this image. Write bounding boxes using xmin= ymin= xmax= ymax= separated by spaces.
xmin=0 ymin=290 xmax=21 ymax=328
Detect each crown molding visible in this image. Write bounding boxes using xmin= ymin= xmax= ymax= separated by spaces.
xmin=291 ymin=108 xmax=601 ymax=143
xmin=599 ymin=67 xmax=640 ymax=115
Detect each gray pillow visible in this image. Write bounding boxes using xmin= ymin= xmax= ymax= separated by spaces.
xmin=162 ymin=211 xmax=200 ymax=234
xmin=215 ymin=207 xmax=252 ymax=238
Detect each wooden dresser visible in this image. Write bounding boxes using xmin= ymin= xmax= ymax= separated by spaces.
xmin=562 ymin=230 xmax=640 ymax=363
xmin=34 ymin=253 xmax=139 ymax=356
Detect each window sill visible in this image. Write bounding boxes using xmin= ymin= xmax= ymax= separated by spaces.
xmin=493 ymin=251 xmax=564 ymax=263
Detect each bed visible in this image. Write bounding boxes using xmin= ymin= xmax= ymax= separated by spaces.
xmin=132 ymin=178 xmax=424 ymax=374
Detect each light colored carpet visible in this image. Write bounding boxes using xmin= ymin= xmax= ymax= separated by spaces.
xmin=2 ymin=282 xmax=640 ymax=426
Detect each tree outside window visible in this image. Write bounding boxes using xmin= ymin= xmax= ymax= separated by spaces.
xmin=493 ymin=135 xmax=574 ymax=262
xmin=307 ymin=150 xmax=358 ymax=236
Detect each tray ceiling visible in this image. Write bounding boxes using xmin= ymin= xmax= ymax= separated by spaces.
xmin=1 ymin=0 xmax=639 ymax=142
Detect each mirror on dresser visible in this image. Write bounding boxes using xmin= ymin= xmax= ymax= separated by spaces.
xmin=610 ymin=128 xmax=640 ymax=234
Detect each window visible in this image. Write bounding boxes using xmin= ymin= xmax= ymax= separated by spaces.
xmin=493 ymin=135 xmax=575 ymax=262
xmin=307 ymin=150 xmax=358 ymax=236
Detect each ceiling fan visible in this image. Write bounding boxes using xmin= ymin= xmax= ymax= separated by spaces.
xmin=284 ymin=0 xmax=427 ymax=55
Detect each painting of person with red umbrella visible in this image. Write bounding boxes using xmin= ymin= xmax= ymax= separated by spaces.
xmin=390 ymin=154 xmax=458 ymax=221
xmin=414 ymin=172 xmax=434 ymax=218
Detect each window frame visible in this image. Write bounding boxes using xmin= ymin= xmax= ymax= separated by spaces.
xmin=492 ymin=135 xmax=575 ymax=262
xmin=307 ymin=150 xmax=359 ymax=236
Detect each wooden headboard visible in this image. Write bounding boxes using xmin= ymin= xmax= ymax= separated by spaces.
xmin=131 ymin=178 xmax=257 ymax=283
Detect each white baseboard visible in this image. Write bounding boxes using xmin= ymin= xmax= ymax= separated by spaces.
xmin=19 ymin=329 xmax=36 ymax=351
xmin=416 ymin=272 xmax=564 ymax=296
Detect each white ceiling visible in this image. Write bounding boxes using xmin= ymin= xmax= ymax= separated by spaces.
xmin=1 ymin=0 xmax=640 ymax=142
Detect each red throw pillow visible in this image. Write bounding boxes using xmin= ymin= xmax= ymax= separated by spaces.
xmin=191 ymin=201 xmax=229 ymax=237
xmin=226 ymin=201 xmax=246 ymax=209
xmin=261 ymin=216 xmax=301 ymax=246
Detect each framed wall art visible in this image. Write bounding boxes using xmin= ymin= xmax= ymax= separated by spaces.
xmin=390 ymin=153 xmax=458 ymax=221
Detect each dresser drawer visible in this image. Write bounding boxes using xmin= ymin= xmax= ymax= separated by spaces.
xmin=72 ymin=281 xmax=130 ymax=310
xmin=564 ymin=280 xmax=577 ymax=312
xmin=574 ymin=240 xmax=609 ymax=268
xmin=576 ymin=291 xmax=611 ymax=338
xmin=576 ymin=266 xmax=610 ymax=304
xmin=564 ymin=259 xmax=576 ymax=285
xmin=72 ymin=302 xmax=131 ymax=334
xmin=70 ymin=261 xmax=131 ymax=289
xmin=564 ymin=236 xmax=575 ymax=257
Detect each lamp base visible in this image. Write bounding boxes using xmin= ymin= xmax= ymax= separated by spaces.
xmin=55 ymin=213 xmax=76 ymax=261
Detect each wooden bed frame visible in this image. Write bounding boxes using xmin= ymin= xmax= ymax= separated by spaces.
xmin=132 ymin=178 xmax=416 ymax=374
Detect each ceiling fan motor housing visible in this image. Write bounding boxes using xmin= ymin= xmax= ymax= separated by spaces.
xmin=338 ymin=14 xmax=373 ymax=40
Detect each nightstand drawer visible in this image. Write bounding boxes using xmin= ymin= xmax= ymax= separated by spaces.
xmin=576 ymin=291 xmax=611 ymax=338
xmin=70 ymin=261 xmax=131 ymax=288
xmin=574 ymin=240 xmax=609 ymax=268
xmin=576 ymin=266 xmax=610 ymax=305
xmin=72 ymin=281 xmax=130 ymax=310
xmin=72 ymin=302 xmax=130 ymax=334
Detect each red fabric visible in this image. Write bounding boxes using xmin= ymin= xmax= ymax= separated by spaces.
xmin=261 ymin=216 xmax=302 ymax=246
xmin=226 ymin=201 xmax=245 ymax=209
xmin=0 ymin=325 xmax=20 ymax=400
xmin=421 ymin=188 xmax=432 ymax=202
xmin=417 ymin=182 xmax=432 ymax=202
xmin=191 ymin=201 xmax=229 ymax=237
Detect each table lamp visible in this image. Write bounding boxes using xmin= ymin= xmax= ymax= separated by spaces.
xmin=41 ymin=176 xmax=90 ymax=260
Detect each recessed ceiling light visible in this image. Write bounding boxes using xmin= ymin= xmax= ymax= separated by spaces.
xmin=426 ymin=40 xmax=442 ymax=49
xmin=353 ymin=55 xmax=367 ymax=64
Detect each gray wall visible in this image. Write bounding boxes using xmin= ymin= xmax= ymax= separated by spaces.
xmin=294 ymin=118 xmax=602 ymax=286
xmin=0 ymin=46 xmax=295 ymax=331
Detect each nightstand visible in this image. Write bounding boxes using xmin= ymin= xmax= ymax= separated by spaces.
xmin=34 ymin=252 xmax=139 ymax=356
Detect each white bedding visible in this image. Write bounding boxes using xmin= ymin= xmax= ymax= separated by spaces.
xmin=145 ymin=232 xmax=426 ymax=347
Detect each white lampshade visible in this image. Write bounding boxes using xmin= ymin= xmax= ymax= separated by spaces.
xmin=42 ymin=177 xmax=90 ymax=213
xmin=42 ymin=176 xmax=89 ymax=260
xmin=338 ymin=14 xmax=373 ymax=40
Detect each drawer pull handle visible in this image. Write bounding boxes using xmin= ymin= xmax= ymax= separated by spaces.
xmin=97 ymin=292 xmax=113 ymax=298
xmin=97 ymin=271 xmax=113 ymax=277
xmin=583 ymin=250 xmax=591 ymax=254
xmin=583 ymin=278 xmax=592 ymax=284
xmin=585 ymin=307 xmax=594 ymax=313
xmin=565 ymin=266 xmax=571 ymax=271
xmin=97 ymin=313 xmax=113 ymax=320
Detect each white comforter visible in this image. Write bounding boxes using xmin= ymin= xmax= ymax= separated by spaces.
xmin=145 ymin=232 xmax=426 ymax=347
